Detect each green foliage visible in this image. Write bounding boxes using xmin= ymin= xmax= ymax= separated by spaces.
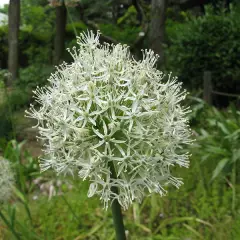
xmin=186 ymin=94 xmax=208 ymax=127
xmin=99 ymin=23 xmax=141 ymax=45
xmin=0 ymin=165 xmax=238 ymax=240
xmin=1 ymin=140 xmax=40 ymax=194
xmin=1 ymin=126 xmax=240 ymax=239
xmin=0 ymin=25 xmax=8 ymax=68
xmin=0 ymin=25 xmax=53 ymax=66
xmin=19 ymin=26 xmax=53 ymax=65
xmin=0 ymin=103 xmax=13 ymax=139
xmin=0 ymin=84 xmax=30 ymax=140
xmin=21 ymin=0 xmax=55 ymax=41
xmin=66 ymin=21 xmax=87 ymax=36
xmin=166 ymin=4 xmax=240 ymax=90
xmin=0 ymin=3 xmax=8 ymax=14
xmin=195 ymin=105 xmax=240 ymax=181
xmin=0 ymin=1 xmax=54 ymax=66
xmin=0 ymin=69 xmax=8 ymax=86
xmin=6 ymin=88 xmax=31 ymax=111
xmin=0 ymin=66 xmax=52 ymax=140
xmin=0 ymin=140 xmax=41 ymax=239
xmin=0 ymin=77 xmax=14 ymax=139
xmin=80 ymin=0 xmax=114 ymax=21
xmin=18 ymin=65 xmax=53 ymax=89
xmin=166 ymin=8 xmax=190 ymax=22
xmin=0 ymin=84 xmax=32 ymax=138
xmin=117 ymin=5 xmax=138 ymax=26
xmin=191 ymin=103 xmax=240 ymax=219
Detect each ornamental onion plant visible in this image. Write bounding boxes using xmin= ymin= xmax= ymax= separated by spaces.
xmin=26 ymin=30 xmax=191 ymax=240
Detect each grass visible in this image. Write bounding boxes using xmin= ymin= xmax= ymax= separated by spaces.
xmin=0 ymin=98 xmax=239 ymax=239
xmin=1 ymin=156 xmax=239 ymax=240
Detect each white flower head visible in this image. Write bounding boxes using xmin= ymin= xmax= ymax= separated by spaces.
xmin=26 ymin=30 xmax=192 ymax=210
xmin=0 ymin=158 xmax=14 ymax=203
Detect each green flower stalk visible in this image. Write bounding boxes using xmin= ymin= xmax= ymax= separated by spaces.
xmin=26 ymin=29 xmax=191 ymax=215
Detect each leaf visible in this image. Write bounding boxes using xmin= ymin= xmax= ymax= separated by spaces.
xmin=199 ymin=128 xmax=209 ymax=137
xmin=211 ymin=158 xmax=229 ymax=180
xmin=74 ymin=222 xmax=104 ymax=239
xmin=10 ymin=206 xmax=16 ymax=229
xmin=13 ymin=187 xmax=27 ymax=204
xmin=212 ymin=107 xmax=226 ymax=122
xmin=232 ymin=149 xmax=240 ymax=163
xmin=201 ymin=154 xmax=210 ymax=162
xmin=153 ymin=217 xmax=194 ymax=234
xmin=217 ymin=122 xmax=230 ymax=135
xmin=225 ymin=129 xmax=240 ymax=141
xmin=0 ymin=210 xmax=21 ymax=240
xmin=136 ymin=223 xmax=151 ymax=233
xmin=206 ymin=146 xmax=228 ymax=156
xmin=229 ymin=103 xmax=240 ymax=124
xmin=183 ymin=223 xmax=204 ymax=239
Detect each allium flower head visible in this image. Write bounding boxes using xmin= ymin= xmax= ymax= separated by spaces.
xmin=0 ymin=158 xmax=14 ymax=203
xmin=26 ymin=30 xmax=191 ymax=210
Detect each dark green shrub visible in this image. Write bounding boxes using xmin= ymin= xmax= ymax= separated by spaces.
xmin=117 ymin=5 xmax=139 ymax=26
xmin=66 ymin=21 xmax=87 ymax=36
xmin=18 ymin=65 xmax=53 ymax=89
xmin=99 ymin=23 xmax=141 ymax=45
xmin=19 ymin=25 xmax=53 ymax=65
xmin=166 ymin=5 xmax=240 ymax=91
xmin=0 ymin=3 xmax=54 ymax=67
xmin=7 ymin=88 xmax=31 ymax=111
xmin=0 ymin=64 xmax=52 ymax=139
xmin=0 ymin=75 xmax=13 ymax=139
xmin=0 ymin=104 xmax=13 ymax=139
xmin=195 ymin=105 xmax=240 ymax=182
xmin=0 ymin=25 xmax=8 ymax=68
xmin=0 ymin=25 xmax=53 ymax=67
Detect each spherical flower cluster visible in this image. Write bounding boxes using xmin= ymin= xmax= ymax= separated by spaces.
xmin=0 ymin=158 xmax=14 ymax=203
xmin=26 ymin=31 xmax=191 ymax=210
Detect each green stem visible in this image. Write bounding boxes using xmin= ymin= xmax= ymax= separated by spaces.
xmin=0 ymin=210 xmax=21 ymax=240
xmin=231 ymin=161 xmax=236 ymax=216
xmin=109 ymin=161 xmax=126 ymax=240
xmin=66 ymin=5 xmax=78 ymax=37
xmin=62 ymin=195 xmax=81 ymax=223
xmin=23 ymin=201 xmax=33 ymax=225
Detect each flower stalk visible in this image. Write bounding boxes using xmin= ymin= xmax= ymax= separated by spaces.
xmin=0 ymin=210 xmax=21 ymax=240
xmin=109 ymin=161 xmax=126 ymax=240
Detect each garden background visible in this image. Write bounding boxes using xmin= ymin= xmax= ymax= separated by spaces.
xmin=0 ymin=0 xmax=240 ymax=239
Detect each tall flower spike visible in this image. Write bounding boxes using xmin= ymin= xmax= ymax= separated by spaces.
xmin=26 ymin=30 xmax=192 ymax=210
xmin=0 ymin=158 xmax=14 ymax=203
